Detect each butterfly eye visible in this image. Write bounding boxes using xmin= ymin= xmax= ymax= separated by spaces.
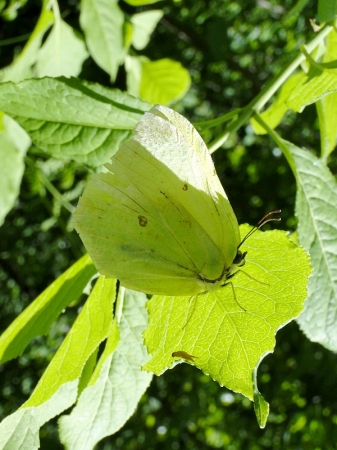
xmin=233 ymin=250 xmax=247 ymax=266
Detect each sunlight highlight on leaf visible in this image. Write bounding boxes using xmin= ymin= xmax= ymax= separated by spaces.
xmin=144 ymin=225 xmax=310 ymax=403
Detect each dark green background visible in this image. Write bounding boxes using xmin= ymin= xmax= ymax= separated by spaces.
xmin=0 ymin=0 xmax=336 ymax=448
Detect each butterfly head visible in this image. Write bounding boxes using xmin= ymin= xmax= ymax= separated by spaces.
xmin=229 ymin=209 xmax=281 ymax=277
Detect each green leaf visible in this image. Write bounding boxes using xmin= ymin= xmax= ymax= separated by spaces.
xmin=254 ymin=390 xmax=269 ymax=429
xmin=125 ymin=55 xmax=143 ymax=98
xmin=316 ymin=91 xmax=337 ymax=159
xmin=287 ymin=68 xmax=337 ymax=112
xmin=59 ymin=288 xmax=152 ymax=449
xmin=80 ymin=0 xmax=124 ymax=81
xmin=0 ymin=114 xmax=31 ymax=226
xmin=318 ymin=0 xmax=337 ymax=23
xmin=128 ymin=58 xmax=190 ymax=105
xmin=123 ymin=20 xmax=134 ymax=57
xmin=253 ymin=366 xmax=269 ymax=428
xmin=24 ymin=275 xmax=116 ymax=407
xmin=0 ymin=77 xmax=151 ymax=166
xmin=316 ymin=29 xmax=337 ymax=158
xmin=78 ymin=347 xmax=99 ymax=395
xmin=130 ymin=10 xmax=163 ymax=50
xmin=1 ymin=0 xmax=27 ymax=20
xmin=124 ymin=0 xmax=161 ymax=5
xmin=0 ymin=276 xmax=115 ymax=449
xmin=0 ymin=1 xmax=54 ymax=82
xmin=283 ymin=143 xmax=337 ymax=351
xmin=0 ymin=254 xmax=96 ymax=364
xmin=0 ymin=381 xmax=78 ymax=450
xmin=35 ymin=18 xmax=89 ymax=77
xmin=251 ymin=72 xmax=306 ymax=134
xmin=143 ymin=225 xmax=310 ymax=407
xmin=140 ymin=58 xmax=191 ymax=105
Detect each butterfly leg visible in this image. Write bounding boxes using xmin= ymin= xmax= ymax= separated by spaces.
xmin=182 ymin=294 xmax=200 ymax=329
xmin=238 ymin=269 xmax=269 ymax=286
xmin=223 ymin=280 xmax=247 ymax=312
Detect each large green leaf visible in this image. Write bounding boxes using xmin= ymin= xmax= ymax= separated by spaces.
xmin=0 ymin=114 xmax=31 ymax=226
xmin=0 ymin=77 xmax=151 ymax=166
xmin=255 ymin=122 xmax=337 ymax=351
xmin=0 ymin=276 xmax=116 ymax=450
xmin=0 ymin=382 xmax=78 ymax=450
xmin=143 ymin=225 xmax=311 ymax=424
xmin=284 ymin=144 xmax=337 ymax=351
xmin=35 ymin=18 xmax=89 ymax=77
xmin=24 ymin=275 xmax=116 ymax=407
xmin=59 ymin=288 xmax=152 ymax=449
xmin=0 ymin=254 xmax=96 ymax=364
xmin=80 ymin=0 xmax=124 ymax=81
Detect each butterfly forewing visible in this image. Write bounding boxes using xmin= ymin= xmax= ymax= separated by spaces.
xmin=73 ymin=105 xmax=241 ymax=295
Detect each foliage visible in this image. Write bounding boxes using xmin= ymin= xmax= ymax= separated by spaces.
xmin=0 ymin=0 xmax=337 ymax=448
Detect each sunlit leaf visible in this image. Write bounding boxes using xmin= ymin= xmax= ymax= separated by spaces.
xmin=0 ymin=114 xmax=31 ymax=226
xmin=131 ymin=10 xmax=163 ymax=50
xmin=80 ymin=0 xmax=124 ymax=81
xmin=0 ymin=381 xmax=78 ymax=450
xmin=287 ymin=68 xmax=337 ymax=112
xmin=35 ymin=18 xmax=89 ymax=77
xmin=0 ymin=254 xmax=96 ymax=364
xmin=24 ymin=275 xmax=116 ymax=407
xmin=127 ymin=57 xmax=191 ymax=105
xmin=0 ymin=77 xmax=151 ymax=166
xmin=140 ymin=58 xmax=191 ymax=105
xmin=0 ymin=276 xmax=116 ymax=449
xmin=59 ymin=289 xmax=152 ymax=450
xmin=286 ymin=144 xmax=337 ymax=351
xmin=144 ymin=225 xmax=310 ymax=406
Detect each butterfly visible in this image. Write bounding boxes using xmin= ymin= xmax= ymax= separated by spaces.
xmin=72 ymin=105 xmax=279 ymax=298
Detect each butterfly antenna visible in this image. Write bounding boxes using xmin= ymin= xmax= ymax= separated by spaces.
xmin=237 ymin=209 xmax=281 ymax=250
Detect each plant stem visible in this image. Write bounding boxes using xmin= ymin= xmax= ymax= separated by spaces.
xmin=38 ymin=170 xmax=75 ymax=214
xmin=194 ymin=108 xmax=241 ymax=130
xmin=209 ymin=23 xmax=333 ymax=153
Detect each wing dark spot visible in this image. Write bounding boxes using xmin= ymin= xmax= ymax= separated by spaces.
xmin=138 ymin=215 xmax=148 ymax=227
xmin=182 ymin=183 xmax=188 ymax=191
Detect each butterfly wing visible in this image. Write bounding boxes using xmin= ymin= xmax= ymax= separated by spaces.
xmin=72 ymin=106 xmax=240 ymax=295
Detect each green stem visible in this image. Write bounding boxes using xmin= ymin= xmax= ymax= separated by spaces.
xmin=0 ymin=34 xmax=32 ymax=46
xmin=38 ymin=170 xmax=75 ymax=214
xmin=194 ymin=108 xmax=241 ymax=130
xmin=208 ymin=23 xmax=333 ymax=153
